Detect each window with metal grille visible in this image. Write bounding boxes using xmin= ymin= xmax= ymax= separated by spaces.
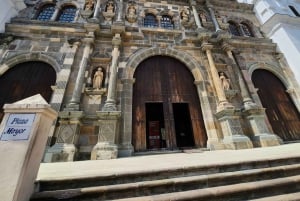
xmin=228 ymin=22 xmax=241 ymax=36
xmin=161 ymin=15 xmax=173 ymax=29
xmin=144 ymin=13 xmax=158 ymax=27
xmin=57 ymin=6 xmax=76 ymax=22
xmin=36 ymin=4 xmax=55 ymax=21
xmin=240 ymin=23 xmax=253 ymax=37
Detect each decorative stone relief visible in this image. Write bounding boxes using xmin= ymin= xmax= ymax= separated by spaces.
xmin=180 ymin=7 xmax=194 ymax=28
xmin=81 ymin=0 xmax=95 ymax=19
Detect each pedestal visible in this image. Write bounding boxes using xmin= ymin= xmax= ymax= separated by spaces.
xmin=44 ymin=111 xmax=83 ymax=162
xmin=91 ymin=111 xmax=121 ymax=160
xmin=243 ymin=106 xmax=281 ymax=147
xmin=216 ymin=108 xmax=253 ymax=149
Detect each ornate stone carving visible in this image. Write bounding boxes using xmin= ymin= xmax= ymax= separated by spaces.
xmin=125 ymin=2 xmax=137 ymax=23
xmin=102 ymin=0 xmax=115 ymax=22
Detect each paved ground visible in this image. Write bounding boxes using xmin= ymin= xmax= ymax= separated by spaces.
xmin=37 ymin=143 xmax=300 ymax=181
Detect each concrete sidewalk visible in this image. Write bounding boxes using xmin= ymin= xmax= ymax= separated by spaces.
xmin=37 ymin=143 xmax=300 ymax=181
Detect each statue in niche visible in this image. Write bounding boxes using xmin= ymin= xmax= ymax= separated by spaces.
xmin=106 ymin=0 xmax=115 ymax=13
xmin=84 ymin=0 xmax=94 ymax=11
xmin=180 ymin=8 xmax=190 ymax=23
xmin=219 ymin=72 xmax=230 ymax=90
xmin=126 ymin=3 xmax=137 ymax=23
xmin=103 ymin=0 xmax=115 ymax=22
xmin=93 ymin=67 xmax=104 ymax=90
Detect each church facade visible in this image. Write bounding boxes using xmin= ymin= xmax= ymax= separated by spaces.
xmin=1 ymin=0 xmax=300 ymax=162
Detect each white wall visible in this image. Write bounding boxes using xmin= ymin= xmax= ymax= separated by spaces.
xmin=0 ymin=0 xmax=26 ymax=33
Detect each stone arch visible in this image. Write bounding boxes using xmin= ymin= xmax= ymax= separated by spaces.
xmin=124 ymin=47 xmax=204 ymax=82
xmin=248 ymin=62 xmax=289 ymax=88
xmin=56 ymin=0 xmax=80 ymax=9
xmin=0 ymin=52 xmax=61 ymax=76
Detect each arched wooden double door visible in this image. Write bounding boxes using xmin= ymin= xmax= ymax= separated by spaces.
xmin=0 ymin=61 xmax=56 ymax=120
xmin=252 ymin=69 xmax=300 ymax=141
xmin=132 ymin=56 xmax=207 ymax=151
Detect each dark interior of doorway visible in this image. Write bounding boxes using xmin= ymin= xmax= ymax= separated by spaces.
xmin=173 ymin=103 xmax=195 ymax=148
xmin=146 ymin=103 xmax=166 ymax=149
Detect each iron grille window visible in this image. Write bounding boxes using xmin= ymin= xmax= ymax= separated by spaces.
xmin=228 ymin=22 xmax=241 ymax=36
xmin=161 ymin=15 xmax=173 ymax=29
xmin=36 ymin=4 xmax=55 ymax=21
xmin=144 ymin=14 xmax=158 ymax=27
xmin=240 ymin=23 xmax=253 ymax=37
xmin=57 ymin=6 xmax=76 ymax=22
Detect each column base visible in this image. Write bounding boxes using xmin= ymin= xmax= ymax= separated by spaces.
xmin=102 ymin=100 xmax=117 ymax=111
xmin=118 ymin=143 xmax=134 ymax=157
xmin=207 ymin=139 xmax=225 ymax=150
xmin=223 ymin=135 xmax=253 ymax=150
xmin=91 ymin=142 xmax=118 ymax=160
xmin=252 ymin=133 xmax=282 ymax=147
xmin=43 ymin=143 xmax=77 ymax=162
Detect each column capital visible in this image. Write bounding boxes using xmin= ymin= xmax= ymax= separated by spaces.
xmin=201 ymin=43 xmax=213 ymax=52
xmin=221 ymin=43 xmax=234 ymax=52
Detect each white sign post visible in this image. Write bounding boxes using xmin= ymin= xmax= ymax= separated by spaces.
xmin=0 ymin=94 xmax=57 ymax=201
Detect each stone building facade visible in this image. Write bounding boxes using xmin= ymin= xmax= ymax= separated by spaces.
xmin=1 ymin=0 xmax=300 ymax=162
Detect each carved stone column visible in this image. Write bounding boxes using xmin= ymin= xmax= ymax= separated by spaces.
xmin=116 ymin=0 xmax=123 ymax=22
xmin=222 ymin=43 xmax=281 ymax=147
xmin=93 ymin=0 xmax=101 ymax=19
xmin=44 ymin=111 xmax=83 ymax=162
xmin=91 ymin=111 xmax=121 ymax=160
xmin=201 ymin=43 xmax=252 ymax=149
xmin=68 ymin=37 xmax=94 ymax=110
xmin=50 ymin=6 xmax=60 ymax=21
xmin=189 ymin=0 xmax=203 ymax=30
xmin=102 ymin=34 xmax=121 ymax=111
xmin=201 ymin=43 xmax=232 ymax=111
xmin=207 ymin=6 xmax=221 ymax=32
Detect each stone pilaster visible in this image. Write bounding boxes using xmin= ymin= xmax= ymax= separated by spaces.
xmin=91 ymin=111 xmax=121 ymax=160
xmin=102 ymin=34 xmax=121 ymax=111
xmin=118 ymin=78 xmax=135 ymax=157
xmin=92 ymin=0 xmax=101 ymax=19
xmin=44 ymin=111 xmax=83 ymax=162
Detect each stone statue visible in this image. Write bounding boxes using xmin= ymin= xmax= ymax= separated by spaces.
xmin=126 ymin=3 xmax=137 ymax=23
xmin=181 ymin=8 xmax=190 ymax=23
xmin=93 ymin=67 xmax=104 ymax=90
xmin=219 ymin=72 xmax=230 ymax=90
xmin=84 ymin=0 xmax=94 ymax=11
xmin=106 ymin=1 xmax=115 ymax=13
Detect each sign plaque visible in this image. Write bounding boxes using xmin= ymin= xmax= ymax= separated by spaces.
xmin=0 ymin=113 xmax=36 ymax=141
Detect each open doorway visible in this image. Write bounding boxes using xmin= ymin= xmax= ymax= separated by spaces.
xmin=173 ymin=103 xmax=195 ymax=148
xmin=146 ymin=103 xmax=166 ymax=149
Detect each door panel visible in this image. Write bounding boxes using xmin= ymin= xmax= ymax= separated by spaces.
xmin=252 ymin=69 xmax=300 ymax=141
xmin=0 ymin=61 xmax=56 ymax=120
xmin=133 ymin=56 xmax=207 ymax=151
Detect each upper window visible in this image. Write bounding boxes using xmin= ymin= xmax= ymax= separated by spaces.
xmin=228 ymin=22 xmax=241 ymax=36
xmin=57 ymin=6 xmax=77 ymax=22
xmin=161 ymin=15 xmax=173 ymax=29
xmin=144 ymin=13 xmax=158 ymax=28
xmin=289 ymin=5 xmax=300 ymax=17
xmin=36 ymin=4 xmax=55 ymax=21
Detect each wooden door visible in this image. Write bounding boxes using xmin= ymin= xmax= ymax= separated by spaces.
xmin=132 ymin=56 xmax=207 ymax=151
xmin=0 ymin=61 xmax=56 ymax=120
xmin=252 ymin=69 xmax=300 ymax=141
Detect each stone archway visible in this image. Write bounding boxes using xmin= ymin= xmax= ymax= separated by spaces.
xmin=0 ymin=61 xmax=56 ymax=120
xmin=252 ymin=69 xmax=300 ymax=141
xmin=132 ymin=56 xmax=207 ymax=151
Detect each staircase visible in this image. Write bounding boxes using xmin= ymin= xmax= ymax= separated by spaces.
xmin=31 ymin=154 xmax=300 ymax=201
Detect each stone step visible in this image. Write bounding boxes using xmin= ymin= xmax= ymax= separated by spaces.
xmin=36 ymin=156 xmax=300 ymax=192
xmin=249 ymin=192 xmax=300 ymax=201
xmin=31 ymin=164 xmax=300 ymax=201
xmin=111 ymin=175 xmax=300 ymax=201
